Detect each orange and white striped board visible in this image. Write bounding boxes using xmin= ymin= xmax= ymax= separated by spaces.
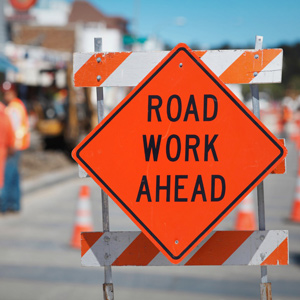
xmin=74 ymin=48 xmax=283 ymax=87
xmin=81 ymin=230 xmax=288 ymax=267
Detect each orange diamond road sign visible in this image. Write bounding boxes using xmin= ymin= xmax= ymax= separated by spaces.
xmin=72 ymin=43 xmax=287 ymax=264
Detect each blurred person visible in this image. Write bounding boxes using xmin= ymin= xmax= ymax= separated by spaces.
xmin=1 ymin=81 xmax=30 ymax=213
xmin=0 ymin=102 xmax=15 ymax=213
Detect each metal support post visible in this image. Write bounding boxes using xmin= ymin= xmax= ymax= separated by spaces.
xmin=250 ymin=35 xmax=272 ymax=300
xmin=94 ymin=37 xmax=114 ymax=300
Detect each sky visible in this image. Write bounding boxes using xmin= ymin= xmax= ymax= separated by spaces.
xmin=87 ymin=0 xmax=300 ymax=49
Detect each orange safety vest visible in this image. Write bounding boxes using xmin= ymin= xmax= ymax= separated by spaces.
xmin=0 ymin=103 xmax=15 ymax=188
xmin=5 ymin=98 xmax=30 ymax=150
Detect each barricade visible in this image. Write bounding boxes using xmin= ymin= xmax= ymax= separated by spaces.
xmin=73 ymin=36 xmax=288 ymax=300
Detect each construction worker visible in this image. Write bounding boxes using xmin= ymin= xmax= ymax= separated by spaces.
xmin=0 ymin=102 xmax=15 ymax=213
xmin=1 ymin=81 xmax=30 ymax=213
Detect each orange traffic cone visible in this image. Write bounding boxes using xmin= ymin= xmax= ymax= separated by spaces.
xmin=71 ymin=185 xmax=93 ymax=248
xmin=235 ymin=192 xmax=257 ymax=230
xmin=291 ymin=156 xmax=300 ymax=223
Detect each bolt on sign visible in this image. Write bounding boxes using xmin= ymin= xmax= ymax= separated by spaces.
xmin=72 ymin=43 xmax=287 ymax=264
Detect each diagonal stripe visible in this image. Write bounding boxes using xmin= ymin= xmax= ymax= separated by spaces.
xmin=112 ymin=232 xmax=159 ymax=266
xmin=103 ymin=52 xmax=168 ymax=87
xmin=219 ymin=49 xmax=282 ymax=84
xmin=74 ymin=52 xmax=131 ymax=87
xmin=73 ymin=53 xmax=93 ymax=74
xmin=193 ymin=50 xmax=207 ymax=58
xmin=261 ymin=238 xmax=288 ymax=265
xmin=250 ymin=51 xmax=283 ymax=84
xmin=248 ymin=231 xmax=287 ymax=264
xmin=201 ymin=50 xmax=242 ymax=77
xmin=185 ymin=231 xmax=253 ymax=265
xmin=81 ymin=232 xmax=103 ymax=257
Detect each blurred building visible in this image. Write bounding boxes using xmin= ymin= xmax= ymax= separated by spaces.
xmin=1 ymin=0 xmax=131 ymax=149
xmin=5 ymin=0 xmax=129 ymax=81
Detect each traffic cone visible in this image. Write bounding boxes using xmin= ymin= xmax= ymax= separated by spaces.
xmin=291 ymin=156 xmax=300 ymax=223
xmin=71 ymin=185 xmax=93 ymax=248
xmin=235 ymin=192 xmax=257 ymax=230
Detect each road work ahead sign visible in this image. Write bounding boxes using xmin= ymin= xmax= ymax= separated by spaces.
xmin=72 ymin=43 xmax=287 ymax=264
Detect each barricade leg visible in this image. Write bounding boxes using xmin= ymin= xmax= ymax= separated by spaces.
xmin=95 ymin=37 xmax=114 ymax=300
xmin=103 ymin=283 xmax=114 ymax=300
xmin=251 ymin=35 xmax=273 ymax=300
xmin=260 ymin=283 xmax=272 ymax=300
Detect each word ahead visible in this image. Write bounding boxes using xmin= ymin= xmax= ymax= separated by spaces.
xmin=136 ymin=174 xmax=225 ymax=203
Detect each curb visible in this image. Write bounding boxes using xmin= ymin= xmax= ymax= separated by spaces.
xmin=22 ymin=165 xmax=78 ymax=195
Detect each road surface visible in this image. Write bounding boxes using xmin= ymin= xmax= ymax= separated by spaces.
xmin=0 ymin=140 xmax=300 ymax=300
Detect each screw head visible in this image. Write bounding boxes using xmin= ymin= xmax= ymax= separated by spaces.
xmin=254 ymin=54 xmax=259 ymax=59
xmin=175 ymin=240 xmax=179 ymax=244
xmin=97 ymin=57 xmax=101 ymax=63
xmin=97 ymin=75 xmax=101 ymax=81
xmin=253 ymin=72 xmax=258 ymax=77
xmin=179 ymin=63 xmax=183 ymax=68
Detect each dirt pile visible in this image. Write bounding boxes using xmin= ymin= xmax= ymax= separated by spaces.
xmin=20 ymin=150 xmax=75 ymax=179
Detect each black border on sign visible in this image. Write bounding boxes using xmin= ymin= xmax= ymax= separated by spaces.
xmin=75 ymin=47 xmax=285 ymax=261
